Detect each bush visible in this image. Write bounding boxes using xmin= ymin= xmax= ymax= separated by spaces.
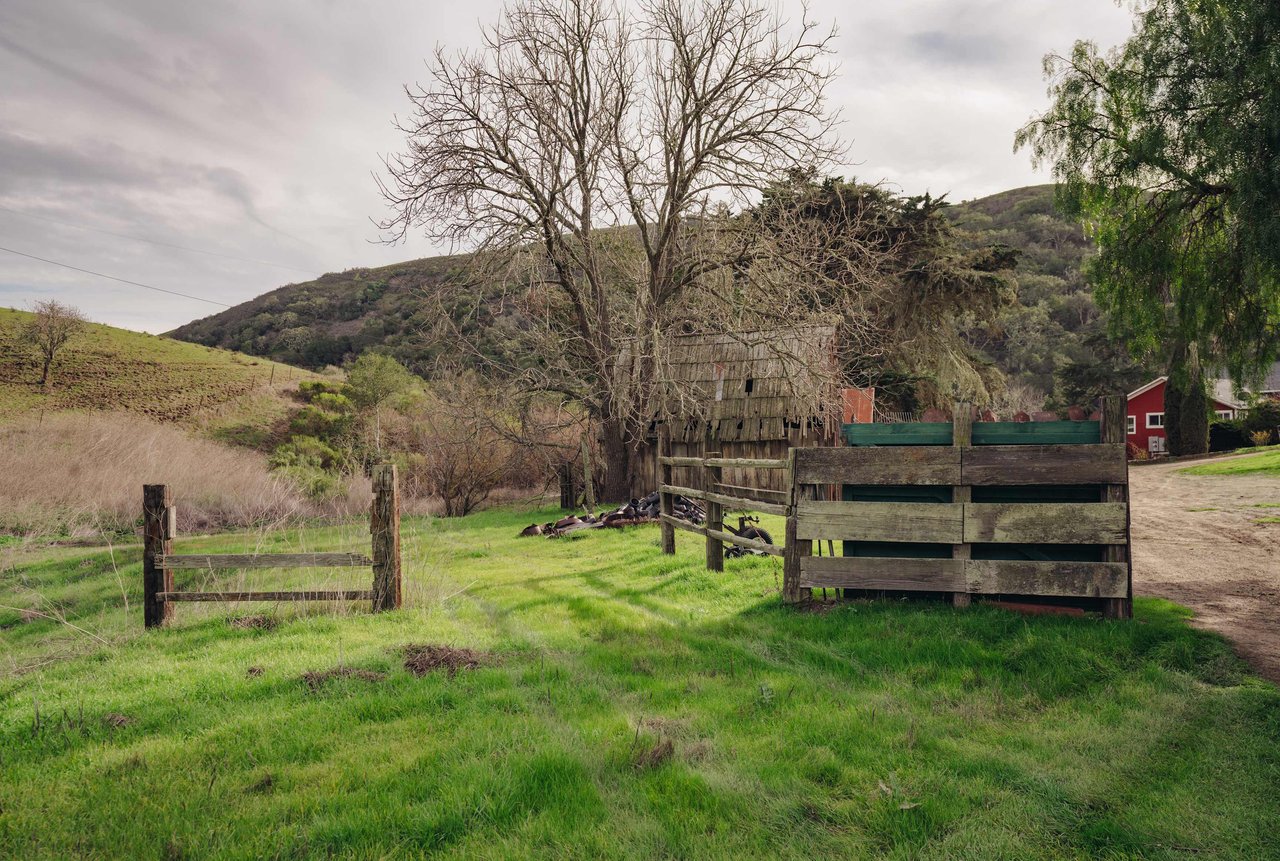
xmin=269 ymin=435 xmax=342 ymax=471
xmin=1209 ymin=420 xmax=1249 ymax=452
xmin=297 ymin=380 xmax=345 ymax=402
xmin=1250 ymin=429 xmax=1273 ymax=447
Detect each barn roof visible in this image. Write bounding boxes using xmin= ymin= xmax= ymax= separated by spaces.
xmin=645 ymin=324 xmax=841 ymax=443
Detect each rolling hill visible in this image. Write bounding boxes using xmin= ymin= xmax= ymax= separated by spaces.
xmin=0 ymin=306 xmax=319 ymax=430
xmin=169 ymin=185 xmax=1158 ymax=405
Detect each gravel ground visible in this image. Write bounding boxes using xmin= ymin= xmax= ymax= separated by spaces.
xmin=1130 ymin=455 xmax=1280 ymax=682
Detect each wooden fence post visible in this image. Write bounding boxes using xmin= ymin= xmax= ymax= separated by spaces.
xmin=143 ymin=484 xmax=173 ymax=629
xmin=951 ymin=403 xmax=973 ymax=609
xmin=704 ymin=452 xmax=723 ymax=572
xmin=580 ymin=436 xmax=596 ymax=514
xmin=1100 ymin=394 xmax=1133 ymax=619
xmin=371 ymin=464 xmax=401 ymax=612
xmin=783 ymin=448 xmax=801 ymax=602
xmin=659 ymin=425 xmax=675 ymax=554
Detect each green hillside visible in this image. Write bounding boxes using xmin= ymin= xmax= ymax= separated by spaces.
xmin=170 ymin=185 xmax=1158 ymax=406
xmin=0 ymin=307 xmax=317 ymax=425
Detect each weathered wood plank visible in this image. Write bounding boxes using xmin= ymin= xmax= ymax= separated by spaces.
xmin=794 ymin=446 xmax=960 ymax=485
xmin=659 ymin=426 xmax=675 ymax=555
xmin=961 ymin=444 xmax=1128 ymax=485
xmin=1100 ymin=393 xmax=1133 ymax=618
xmin=659 ymin=455 xmax=705 ymax=467
xmin=156 ymin=553 xmax=372 ymax=569
xmin=157 ymin=590 xmax=373 ymax=602
xmin=714 ymin=482 xmax=789 ymax=503
xmin=704 ymin=456 xmax=788 ymax=470
xmin=705 ymin=452 xmax=723 ymax=572
xmin=704 ymin=491 xmax=789 ymax=517
xmin=795 ymin=500 xmax=964 ymax=543
xmin=799 ymin=556 xmax=966 ymax=590
xmin=659 ymin=483 xmax=705 ymax=501
xmin=659 ymin=512 xmax=706 ymax=538
xmin=964 ymin=560 xmax=1129 ymax=599
xmin=963 ymin=502 xmax=1129 ymax=544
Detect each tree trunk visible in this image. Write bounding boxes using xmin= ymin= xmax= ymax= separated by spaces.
xmin=600 ymin=417 xmax=631 ymax=504
xmin=40 ymin=356 xmax=52 ymax=391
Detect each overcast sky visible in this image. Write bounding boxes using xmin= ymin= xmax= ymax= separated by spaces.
xmin=0 ymin=0 xmax=1134 ymax=333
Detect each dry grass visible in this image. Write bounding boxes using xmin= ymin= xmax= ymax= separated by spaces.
xmin=0 ymin=412 xmax=370 ymax=539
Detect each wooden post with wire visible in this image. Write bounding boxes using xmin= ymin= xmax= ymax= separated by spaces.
xmin=951 ymin=402 xmax=973 ymax=608
xmin=142 ymin=484 xmax=174 ymax=629
xmin=704 ymin=452 xmax=723 ymax=572
xmin=659 ymin=425 xmax=675 ymax=554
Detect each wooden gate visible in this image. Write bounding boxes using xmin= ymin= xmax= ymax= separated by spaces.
xmin=142 ymin=464 xmax=402 ymax=628
xmin=783 ymin=397 xmax=1132 ymax=618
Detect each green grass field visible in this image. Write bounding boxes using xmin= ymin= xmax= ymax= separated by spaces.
xmin=2 ymin=508 xmax=1278 ymax=860
xmin=1179 ymin=448 xmax=1280 ymax=477
xmin=0 ymin=307 xmax=316 ymax=426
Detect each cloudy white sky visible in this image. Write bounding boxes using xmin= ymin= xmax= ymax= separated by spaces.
xmin=0 ymin=0 xmax=1134 ymax=333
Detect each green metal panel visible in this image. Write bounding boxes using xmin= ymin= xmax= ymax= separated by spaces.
xmin=970 ymin=485 xmax=1101 ymax=503
xmin=843 ymin=422 xmax=953 ymax=446
xmin=971 ymin=421 xmax=1100 ymax=445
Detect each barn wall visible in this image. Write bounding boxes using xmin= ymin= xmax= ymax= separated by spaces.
xmin=632 ymin=426 xmax=837 ymax=499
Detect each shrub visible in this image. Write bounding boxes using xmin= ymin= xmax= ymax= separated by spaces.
xmin=1250 ymin=429 xmax=1273 ymax=447
xmin=269 ymin=435 xmax=341 ymax=471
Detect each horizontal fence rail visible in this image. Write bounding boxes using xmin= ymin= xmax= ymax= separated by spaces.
xmin=154 ymin=553 xmax=373 ymax=570
xmin=143 ymin=465 xmax=401 ymax=628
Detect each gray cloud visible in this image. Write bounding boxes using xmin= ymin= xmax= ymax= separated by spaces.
xmin=0 ymin=0 xmax=1132 ymax=331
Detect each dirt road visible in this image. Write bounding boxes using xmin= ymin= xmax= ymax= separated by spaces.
xmin=1130 ymin=456 xmax=1280 ymax=682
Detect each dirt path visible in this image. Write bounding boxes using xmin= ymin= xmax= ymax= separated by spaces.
xmin=1130 ymin=456 xmax=1280 ymax=682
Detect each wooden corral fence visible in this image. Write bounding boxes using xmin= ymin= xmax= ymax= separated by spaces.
xmin=783 ymin=397 xmax=1132 ymax=618
xmin=142 ymin=464 xmax=402 ymax=628
xmin=657 ymin=428 xmax=790 ymax=570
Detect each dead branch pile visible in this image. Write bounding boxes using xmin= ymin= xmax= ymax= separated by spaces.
xmin=518 ymin=491 xmax=704 ymax=538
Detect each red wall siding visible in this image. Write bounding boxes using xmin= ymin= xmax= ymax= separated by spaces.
xmin=1127 ymin=379 xmax=1239 ymax=456
xmin=1128 ymin=382 xmax=1167 ymax=454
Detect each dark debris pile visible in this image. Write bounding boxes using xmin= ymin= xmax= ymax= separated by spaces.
xmin=519 ymin=491 xmax=705 ymax=538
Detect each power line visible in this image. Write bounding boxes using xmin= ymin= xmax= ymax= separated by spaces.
xmin=0 ymin=245 xmax=233 ymax=307
xmin=0 ymin=205 xmax=317 ymax=274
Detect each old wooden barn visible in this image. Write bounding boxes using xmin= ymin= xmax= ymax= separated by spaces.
xmin=631 ymin=324 xmax=842 ymax=495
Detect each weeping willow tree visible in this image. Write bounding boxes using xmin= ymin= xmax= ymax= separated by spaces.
xmin=1016 ymin=0 xmax=1280 ymax=450
xmin=743 ymin=176 xmax=1018 ymax=408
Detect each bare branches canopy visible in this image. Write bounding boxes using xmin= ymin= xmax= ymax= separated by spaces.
xmin=378 ymin=0 xmax=842 ymax=499
xmin=22 ymin=300 xmax=87 ymax=392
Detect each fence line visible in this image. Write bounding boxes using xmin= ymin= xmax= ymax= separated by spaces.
xmin=657 ymin=426 xmax=790 ymax=569
xmin=143 ymin=464 xmax=402 ymax=628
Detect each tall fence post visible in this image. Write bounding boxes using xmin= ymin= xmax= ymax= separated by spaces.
xmin=659 ymin=425 xmax=675 ymax=554
xmin=1100 ymin=394 xmax=1133 ymax=619
xmin=371 ymin=464 xmax=402 ymax=612
xmin=580 ymin=436 xmax=596 ymax=515
xmin=783 ymin=448 xmax=801 ymax=602
xmin=704 ymin=453 xmax=723 ymax=572
xmin=143 ymin=484 xmax=173 ymax=629
xmin=951 ymin=402 xmax=973 ymax=608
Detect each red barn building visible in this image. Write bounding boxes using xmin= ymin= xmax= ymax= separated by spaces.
xmin=1126 ymin=377 xmax=1245 ymax=456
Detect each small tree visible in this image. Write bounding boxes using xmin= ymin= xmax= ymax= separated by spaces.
xmin=344 ymin=353 xmax=416 ymax=460
xmin=22 ymin=300 xmax=87 ymax=392
xmin=401 ymin=376 xmax=517 ymax=517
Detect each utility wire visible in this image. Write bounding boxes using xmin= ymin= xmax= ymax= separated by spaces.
xmin=0 ymin=205 xmax=316 ymax=274
xmin=0 ymin=245 xmax=233 ymax=307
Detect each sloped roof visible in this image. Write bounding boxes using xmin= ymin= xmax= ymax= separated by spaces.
xmin=1127 ymin=375 xmax=1247 ymax=409
xmin=641 ymin=324 xmax=841 ymax=442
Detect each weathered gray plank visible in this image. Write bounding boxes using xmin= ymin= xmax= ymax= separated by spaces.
xmin=964 ymin=560 xmax=1129 ymax=598
xmin=156 ymin=553 xmax=372 ymax=569
xmin=658 ymin=514 xmax=784 ymax=556
xmin=157 ymin=590 xmax=373 ymax=602
xmin=795 ymin=500 xmax=964 ymax=543
xmin=794 ymin=446 xmax=960 ymax=485
xmin=961 ymin=444 xmax=1128 ymax=485
xmin=799 ymin=556 xmax=966 ymax=590
xmin=963 ymin=502 xmax=1128 ymax=544
xmin=705 ymin=456 xmax=789 ymax=470
xmin=659 ymin=483 xmax=705 ymax=501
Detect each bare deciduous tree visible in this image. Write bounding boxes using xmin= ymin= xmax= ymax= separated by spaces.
xmin=22 ymin=300 xmax=87 ymax=393
xmin=378 ymin=0 xmax=842 ymax=500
